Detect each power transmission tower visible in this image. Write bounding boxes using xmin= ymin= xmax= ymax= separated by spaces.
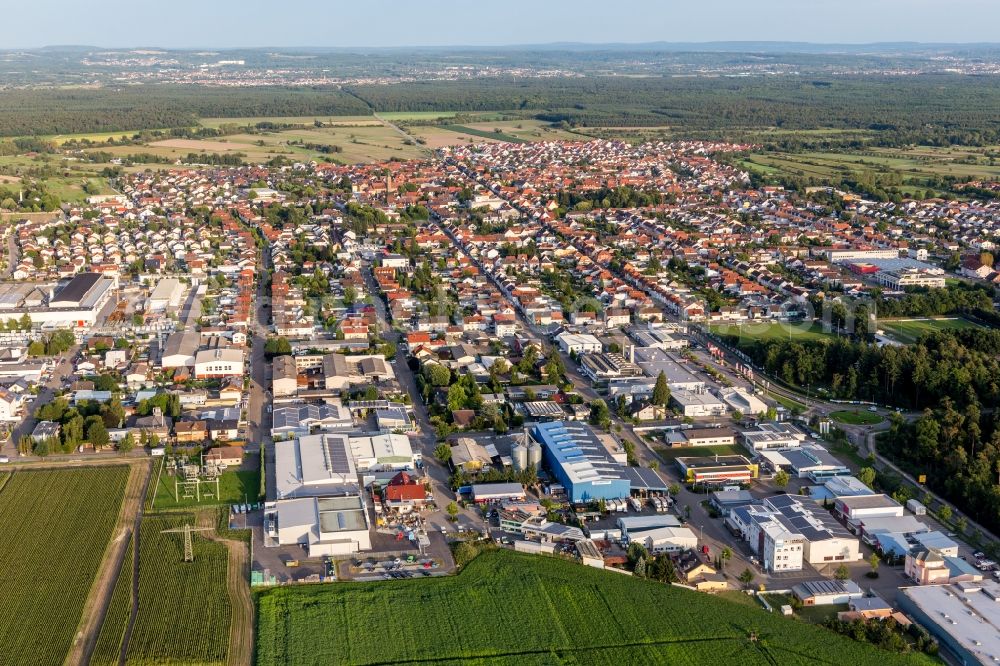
xmin=160 ymin=524 xmax=213 ymax=562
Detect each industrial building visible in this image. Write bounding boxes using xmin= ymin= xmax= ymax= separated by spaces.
xmin=759 ymin=445 xmax=851 ymax=479
xmin=148 ymin=278 xmax=185 ymax=312
xmin=675 ymin=455 xmax=758 ymax=485
xmin=632 ymin=347 xmax=704 ymax=391
xmin=729 ymin=494 xmax=860 ymax=572
xmin=270 ymin=433 xmax=372 ymax=556
xmin=898 ymin=583 xmax=1000 ymax=666
xmin=533 ymin=421 xmax=666 ymax=503
xmin=741 ymin=422 xmax=808 ymax=452
xmin=618 ymin=515 xmax=697 ymax=553
xmin=0 ymin=272 xmax=116 ymax=328
xmin=670 ymin=389 xmax=727 ymax=417
xmin=270 ymin=402 xmax=354 ymax=439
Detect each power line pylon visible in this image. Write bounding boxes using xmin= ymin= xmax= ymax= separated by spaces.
xmin=160 ymin=524 xmax=213 ymax=562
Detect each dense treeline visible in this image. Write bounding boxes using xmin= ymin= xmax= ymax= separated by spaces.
xmin=5 ymin=76 xmax=1000 ymax=146
xmin=729 ymin=329 xmax=1000 ymax=410
xmin=881 ymin=405 xmax=1000 ymax=534
xmin=0 ymin=87 xmax=371 ymax=136
xmin=349 ymin=75 xmax=1000 ymax=146
xmin=732 ymin=324 xmax=1000 ymax=531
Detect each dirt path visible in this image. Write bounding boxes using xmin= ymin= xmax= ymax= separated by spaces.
xmin=65 ymin=460 xmax=151 ymax=666
xmin=198 ymin=510 xmax=254 ymax=666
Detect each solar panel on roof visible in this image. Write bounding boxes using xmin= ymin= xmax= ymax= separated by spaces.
xmin=326 ymin=440 xmax=352 ymax=474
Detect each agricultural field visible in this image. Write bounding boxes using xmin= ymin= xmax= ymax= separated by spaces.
xmin=82 ymin=121 xmax=428 ymax=165
xmin=877 ymin=317 xmax=983 ymax=344
xmin=407 ymin=119 xmax=581 ymax=148
xmin=739 ymin=145 xmax=1000 ymax=197
xmin=199 ymin=115 xmax=379 ymax=128
xmin=149 ymin=464 xmax=260 ymax=510
xmin=0 ymin=466 xmax=129 ymax=666
xmin=709 ymin=321 xmax=835 ymax=344
xmin=114 ymin=513 xmax=232 ymax=665
xmin=255 ymin=550 xmax=931 ymax=666
xmin=90 ymin=535 xmax=134 ymax=666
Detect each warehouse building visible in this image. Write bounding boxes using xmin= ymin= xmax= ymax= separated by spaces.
xmin=0 ymin=272 xmax=116 ymax=328
xmin=729 ymin=494 xmax=860 ymax=572
xmin=898 ymin=583 xmax=1000 ymax=666
xmin=148 ymin=278 xmax=184 ymax=312
xmin=618 ymin=515 xmax=697 ymax=553
xmin=534 ymin=421 xmax=666 ymax=503
xmin=193 ymin=347 xmax=244 ymax=379
xmin=270 ymin=433 xmax=372 ymax=555
xmin=676 ymin=455 xmax=758 ymax=485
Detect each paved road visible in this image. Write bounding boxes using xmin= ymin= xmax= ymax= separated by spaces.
xmin=361 ymin=261 xmax=483 ymax=532
xmin=3 ymin=345 xmax=80 ymax=457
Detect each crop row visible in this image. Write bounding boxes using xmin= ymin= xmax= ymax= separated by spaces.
xmin=0 ymin=467 xmax=128 ymax=666
xmin=119 ymin=513 xmax=231 ymax=665
xmin=255 ymin=550 xmax=934 ymax=666
xmin=91 ymin=533 xmax=134 ymax=666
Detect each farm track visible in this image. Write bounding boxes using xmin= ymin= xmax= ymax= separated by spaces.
xmin=114 ymin=462 xmax=154 ymax=666
xmin=68 ymin=461 xmax=150 ymax=666
xmin=197 ymin=510 xmax=253 ymax=666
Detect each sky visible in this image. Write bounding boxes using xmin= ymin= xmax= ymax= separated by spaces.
xmin=10 ymin=0 xmax=1000 ymax=49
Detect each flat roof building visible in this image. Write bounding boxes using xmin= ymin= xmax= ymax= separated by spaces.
xmin=534 ymin=421 xmax=665 ymax=503
xmin=898 ymin=583 xmax=1000 ymax=665
xmin=676 ymin=455 xmax=758 ymax=485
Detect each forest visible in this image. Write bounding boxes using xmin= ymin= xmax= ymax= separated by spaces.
xmin=4 ymin=75 xmax=1000 ymax=148
xmin=725 ymin=324 xmax=1000 ymax=533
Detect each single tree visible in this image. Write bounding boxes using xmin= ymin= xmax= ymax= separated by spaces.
xmin=834 ymin=563 xmax=851 ymax=581
xmin=738 ymin=568 xmax=755 ymax=589
xmin=118 ymin=432 xmax=135 ymax=454
xmin=652 ymin=371 xmax=670 ymax=408
xmin=774 ymin=469 xmax=790 ymax=489
xmin=938 ymin=505 xmax=953 ymax=523
xmin=446 ymin=501 xmax=459 ymax=522
xmin=720 ymin=546 xmax=732 ymax=572
xmin=868 ymin=553 xmax=880 ymax=577
xmin=955 ymin=516 xmax=968 ymax=534
xmin=434 ymin=443 xmax=452 ymax=463
xmin=857 ymin=466 xmax=876 ymax=488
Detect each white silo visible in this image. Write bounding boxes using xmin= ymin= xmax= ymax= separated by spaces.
xmin=512 ymin=438 xmax=529 ymax=471
xmin=527 ymin=439 xmax=542 ymax=468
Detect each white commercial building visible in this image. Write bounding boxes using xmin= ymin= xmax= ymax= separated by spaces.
xmin=271 ymin=433 xmax=372 ymax=555
xmin=670 ymin=389 xmax=727 ymax=417
xmin=194 ymin=347 xmax=245 ymax=379
xmin=148 ymin=278 xmax=185 ymax=312
xmin=618 ymin=515 xmax=696 ymax=553
xmin=555 ymin=332 xmax=602 ymax=355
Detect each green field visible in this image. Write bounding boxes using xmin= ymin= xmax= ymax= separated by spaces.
xmin=440 ymin=124 xmax=527 ymax=143
xmin=878 ymin=317 xmax=983 ymax=344
xmin=255 ymin=550 xmax=931 ymax=666
xmin=830 ymin=410 xmax=883 ymax=426
xmin=739 ymin=145 xmax=1000 ymax=197
xmin=90 ymin=535 xmax=134 ymax=666
xmin=103 ymin=513 xmax=232 ymax=665
xmin=710 ymin=321 xmax=835 ymax=344
xmin=0 ymin=467 xmax=129 ymax=666
xmin=149 ymin=464 xmax=260 ymax=510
